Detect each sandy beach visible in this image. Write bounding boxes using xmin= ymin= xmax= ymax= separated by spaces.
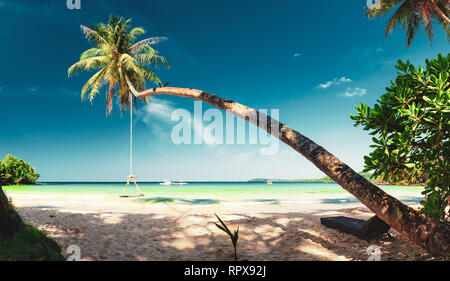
xmin=6 ymin=191 xmax=437 ymax=261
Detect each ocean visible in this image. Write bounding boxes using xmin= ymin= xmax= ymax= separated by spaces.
xmin=3 ymin=182 xmax=425 ymax=206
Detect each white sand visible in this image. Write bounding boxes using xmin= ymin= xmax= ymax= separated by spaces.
xmin=6 ymin=192 xmax=436 ymax=261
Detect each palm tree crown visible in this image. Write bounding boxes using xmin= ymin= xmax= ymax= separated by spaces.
xmin=367 ymin=0 xmax=450 ymax=47
xmin=68 ymin=15 xmax=170 ymax=115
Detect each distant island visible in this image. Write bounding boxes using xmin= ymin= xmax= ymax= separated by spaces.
xmin=249 ymin=172 xmax=423 ymax=186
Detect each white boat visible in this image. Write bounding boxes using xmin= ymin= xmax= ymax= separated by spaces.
xmin=173 ymin=182 xmax=188 ymax=185
xmin=160 ymin=180 xmax=188 ymax=186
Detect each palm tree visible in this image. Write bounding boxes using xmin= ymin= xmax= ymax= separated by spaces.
xmin=126 ymin=86 xmax=449 ymax=256
xmin=68 ymin=16 xmax=169 ymax=195
xmin=68 ymin=16 xmax=169 ymax=114
xmin=367 ymin=0 xmax=450 ymax=47
xmin=67 ymin=16 xmax=449 ymax=256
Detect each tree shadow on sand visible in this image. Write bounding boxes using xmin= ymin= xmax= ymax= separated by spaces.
xmin=135 ymin=197 xmax=220 ymax=205
xmin=16 ymin=206 xmax=437 ymax=261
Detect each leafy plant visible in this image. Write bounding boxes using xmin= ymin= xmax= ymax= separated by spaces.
xmin=366 ymin=0 xmax=450 ymax=47
xmin=68 ymin=15 xmax=170 ymax=115
xmin=214 ymin=213 xmax=239 ymax=261
xmin=0 ymin=225 xmax=64 ymax=261
xmin=351 ymin=54 xmax=449 ymax=221
xmin=0 ymin=155 xmax=40 ymax=186
xmin=0 ymin=187 xmax=63 ymax=261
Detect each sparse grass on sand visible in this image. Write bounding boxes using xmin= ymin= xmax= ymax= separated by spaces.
xmin=0 ymin=224 xmax=64 ymax=261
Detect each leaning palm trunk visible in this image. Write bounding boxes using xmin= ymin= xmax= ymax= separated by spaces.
xmin=430 ymin=0 xmax=450 ymax=25
xmin=127 ymin=86 xmax=449 ymax=256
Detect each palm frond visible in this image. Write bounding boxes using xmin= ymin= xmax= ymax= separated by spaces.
xmin=136 ymin=65 xmax=162 ymax=86
xmin=87 ymin=75 xmax=106 ymax=102
xmin=68 ymin=56 xmax=110 ymax=77
xmin=129 ymin=27 xmax=145 ymax=41
xmin=80 ymin=25 xmax=108 ymax=45
xmin=119 ymin=54 xmax=143 ymax=79
xmin=70 ymin=17 xmax=169 ymax=114
xmin=80 ymin=48 xmax=104 ymax=60
xmin=133 ymin=54 xmax=171 ymax=68
xmin=128 ymin=37 xmax=167 ymax=54
xmin=386 ymin=1 xmax=415 ymax=37
xmin=370 ymin=0 xmax=449 ymax=47
xmin=80 ymin=68 xmax=106 ymax=101
xmin=406 ymin=12 xmax=421 ymax=46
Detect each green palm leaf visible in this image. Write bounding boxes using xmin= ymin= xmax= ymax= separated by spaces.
xmin=68 ymin=15 xmax=169 ymax=115
xmin=367 ymin=0 xmax=450 ymax=47
xmin=128 ymin=37 xmax=167 ymax=54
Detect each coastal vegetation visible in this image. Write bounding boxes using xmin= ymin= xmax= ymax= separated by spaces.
xmin=0 ymin=155 xmax=62 ymax=260
xmin=63 ymin=8 xmax=449 ymax=258
xmin=0 ymin=188 xmax=63 ymax=260
xmin=68 ymin=15 xmax=169 ymax=115
xmin=367 ymin=0 xmax=450 ymax=47
xmin=1 ymin=2 xmax=448 ymax=262
xmin=0 ymin=154 xmax=40 ymax=186
xmin=249 ymin=172 xmax=383 ymax=183
xmin=125 ymin=79 xmax=449 ymax=256
xmin=351 ymin=54 xmax=449 ymax=221
xmin=214 ymin=214 xmax=239 ymax=261
xmin=0 ymin=223 xmax=64 ymax=261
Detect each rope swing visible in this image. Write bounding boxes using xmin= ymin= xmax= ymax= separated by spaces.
xmin=120 ymin=92 xmax=144 ymax=198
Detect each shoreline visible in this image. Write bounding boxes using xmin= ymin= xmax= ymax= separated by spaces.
xmin=4 ymin=189 xmax=436 ymax=261
xmin=16 ymin=205 xmax=436 ymax=261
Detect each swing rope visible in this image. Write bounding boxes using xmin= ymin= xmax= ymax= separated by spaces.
xmin=120 ymin=92 xmax=144 ymax=198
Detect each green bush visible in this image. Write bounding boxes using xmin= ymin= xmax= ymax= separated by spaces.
xmin=351 ymin=54 xmax=449 ymax=221
xmin=0 ymin=225 xmax=64 ymax=261
xmin=0 ymin=154 xmax=40 ymax=185
xmin=0 ymin=187 xmax=63 ymax=261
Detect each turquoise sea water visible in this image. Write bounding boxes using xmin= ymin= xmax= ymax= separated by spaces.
xmin=3 ymin=182 xmax=425 ymax=205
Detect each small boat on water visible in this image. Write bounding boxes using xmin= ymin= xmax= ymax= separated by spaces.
xmin=173 ymin=182 xmax=188 ymax=185
xmin=160 ymin=180 xmax=188 ymax=186
xmin=267 ymin=180 xmax=273 ymax=185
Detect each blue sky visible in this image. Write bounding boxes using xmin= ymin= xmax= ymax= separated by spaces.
xmin=0 ymin=0 xmax=448 ymax=181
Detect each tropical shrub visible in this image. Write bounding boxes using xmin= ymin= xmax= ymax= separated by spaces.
xmin=0 ymin=180 xmax=63 ymax=260
xmin=0 ymin=224 xmax=64 ymax=261
xmin=214 ymin=213 xmax=239 ymax=261
xmin=0 ymin=155 xmax=40 ymax=185
xmin=351 ymin=54 xmax=449 ymax=221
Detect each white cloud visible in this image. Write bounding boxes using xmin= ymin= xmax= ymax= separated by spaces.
xmin=317 ymin=76 xmax=352 ymax=89
xmin=339 ymin=87 xmax=367 ymax=97
xmin=137 ymin=97 xmax=176 ymax=122
xmin=135 ymin=97 xmax=178 ymax=140
xmin=318 ymin=81 xmax=333 ymax=89
xmin=338 ymin=76 xmax=352 ymax=83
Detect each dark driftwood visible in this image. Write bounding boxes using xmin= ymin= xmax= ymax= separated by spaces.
xmin=321 ymin=215 xmax=390 ymax=239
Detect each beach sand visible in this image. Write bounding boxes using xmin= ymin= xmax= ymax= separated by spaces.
xmin=6 ymin=192 xmax=438 ymax=261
